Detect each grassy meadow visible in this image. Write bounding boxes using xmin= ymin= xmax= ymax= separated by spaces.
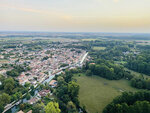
xmin=75 ymin=75 xmax=140 ymax=113
xmin=81 ymin=39 xmax=99 ymax=41
xmin=93 ymin=46 xmax=106 ymax=50
xmin=124 ymin=68 xmax=150 ymax=79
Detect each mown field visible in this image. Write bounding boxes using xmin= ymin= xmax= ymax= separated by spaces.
xmin=81 ymin=39 xmax=99 ymax=41
xmin=124 ymin=68 xmax=150 ymax=79
xmin=75 ymin=75 xmax=140 ymax=113
xmin=93 ymin=46 xmax=106 ymax=50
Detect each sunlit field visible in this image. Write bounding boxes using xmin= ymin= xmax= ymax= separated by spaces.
xmin=75 ymin=75 xmax=140 ymax=113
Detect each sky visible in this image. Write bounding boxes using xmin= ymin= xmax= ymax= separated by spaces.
xmin=0 ymin=0 xmax=150 ymax=33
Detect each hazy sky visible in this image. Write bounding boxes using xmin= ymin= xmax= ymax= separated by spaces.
xmin=0 ymin=0 xmax=150 ymax=33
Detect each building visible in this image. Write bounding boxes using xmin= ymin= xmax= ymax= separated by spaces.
xmin=28 ymin=97 xmax=39 ymax=105
xmin=38 ymin=89 xmax=50 ymax=97
xmin=17 ymin=110 xmax=24 ymax=113
xmin=49 ymin=80 xmax=57 ymax=88
xmin=27 ymin=110 xmax=32 ymax=113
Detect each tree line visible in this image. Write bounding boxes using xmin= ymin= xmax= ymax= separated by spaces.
xmin=83 ymin=59 xmax=133 ymax=80
xmin=126 ymin=52 xmax=150 ymax=75
xmin=54 ymin=70 xmax=82 ymax=113
xmin=103 ymin=91 xmax=150 ymax=113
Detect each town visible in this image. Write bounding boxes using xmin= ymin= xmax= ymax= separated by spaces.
xmin=0 ymin=38 xmax=89 ymax=113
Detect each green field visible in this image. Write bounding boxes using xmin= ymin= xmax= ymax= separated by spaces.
xmin=124 ymin=68 xmax=150 ymax=79
xmin=82 ymin=39 xmax=99 ymax=41
xmin=93 ymin=46 xmax=106 ymax=50
xmin=75 ymin=75 xmax=140 ymax=113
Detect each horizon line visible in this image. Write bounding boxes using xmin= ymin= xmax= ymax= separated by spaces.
xmin=0 ymin=31 xmax=150 ymax=34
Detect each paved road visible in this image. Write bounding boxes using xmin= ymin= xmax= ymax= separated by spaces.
xmin=80 ymin=52 xmax=88 ymax=64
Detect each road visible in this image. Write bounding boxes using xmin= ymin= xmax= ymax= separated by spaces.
xmin=80 ymin=52 xmax=88 ymax=65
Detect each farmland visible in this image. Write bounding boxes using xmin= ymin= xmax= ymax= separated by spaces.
xmin=92 ymin=46 xmax=106 ymax=50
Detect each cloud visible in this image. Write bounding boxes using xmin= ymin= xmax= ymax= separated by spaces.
xmin=0 ymin=3 xmax=72 ymax=21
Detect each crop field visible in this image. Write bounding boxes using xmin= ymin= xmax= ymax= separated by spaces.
xmin=75 ymin=75 xmax=140 ymax=113
xmin=81 ymin=39 xmax=99 ymax=41
xmin=93 ymin=46 xmax=106 ymax=50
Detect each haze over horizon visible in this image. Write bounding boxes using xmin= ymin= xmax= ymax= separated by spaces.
xmin=0 ymin=0 xmax=150 ymax=33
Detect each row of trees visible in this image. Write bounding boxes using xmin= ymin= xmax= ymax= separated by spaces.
xmin=126 ymin=53 xmax=150 ymax=75
xmin=131 ymin=77 xmax=150 ymax=90
xmin=103 ymin=91 xmax=150 ymax=113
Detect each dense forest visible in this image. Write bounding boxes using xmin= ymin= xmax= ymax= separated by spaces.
xmin=126 ymin=52 xmax=150 ymax=75
xmin=103 ymin=91 xmax=150 ymax=113
xmin=54 ymin=70 xmax=80 ymax=113
xmin=83 ymin=59 xmax=133 ymax=80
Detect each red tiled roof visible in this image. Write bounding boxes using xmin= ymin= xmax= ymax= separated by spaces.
xmin=38 ymin=90 xmax=50 ymax=97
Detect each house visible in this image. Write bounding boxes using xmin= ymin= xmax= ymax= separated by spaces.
xmin=38 ymin=89 xmax=50 ymax=97
xmin=18 ymin=74 xmax=29 ymax=85
xmin=17 ymin=110 xmax=24 ymax=113
xmin=90 ymin=63 xmax=95 ymax=65
xmin=27 ymin=110 xmax=32 ymax=113
xmin=0 ymin=69 xmax=7 ymax=74
xmin=49 ymin=80 xmax=57 ymax=88
xmin=0 ymin=55 xmax=4 ymax=59
xmin=28 ymin=97 xmax=39 ymax=105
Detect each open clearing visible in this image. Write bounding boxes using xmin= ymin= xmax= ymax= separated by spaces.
xmin=82 ymin=39 xmax=99 ymax=41
xmin=124 ymin=68 xmax=150 ymax=79
xmin=93 ymin=46 xmax=106 ymax=50
xmin=75 ymin=75 xmax=140 ymax=113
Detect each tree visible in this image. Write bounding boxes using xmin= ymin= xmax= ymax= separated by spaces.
xmin=4 ymin=83 xmax=14 ymax=94
xmin=24 ymin=82 xmax=30 ymax=88
xmin=86 ymin=70 xmax=92 ymax=76
xmin=45 ymin=102 xmax=61 ymax=113
xmin=26 ymin=93 xmax=31 ymax=100
xmin=0 ymin=93 xmax=11 ymax=105
xmin=0 ymin=93 xmax=11 ymax=112
xmin=16 ymin=92 xmax=23 ymax=99
xmin=64 ymin=71 xmax=73 ymax=83
xmin=67 ymin=101 xmax=77 ymax=113
xmin=6 ymin=69 xmax=19 ymax=77
xmin=32 ymin=103 xmax=45 ymax=113
xmin=89 ymin=64 xmax=95 ymax=72
xmin=68 ymin=81 xmax=79 ymax=98
xmin=103 ymin=91 xmax=150 ymax=113
xmin=11 ymin=94 xmax=17 ymax=101
xmin=31 ymin=85 xmax=34 ymax=90
xmin=0 ymin=103 xmax=4 ymax=113
xmin=4 ymin=77 xmax=15 ymax=86
xmin=57 ymin=76 xmax=65 ymax=86
xmin=3 ymin=77 xmax=15 ymax=94
xmin=20 ymin=104 xmax=25 ymax=110
xmin=146 ymin=79 xmax=150 ymax=90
